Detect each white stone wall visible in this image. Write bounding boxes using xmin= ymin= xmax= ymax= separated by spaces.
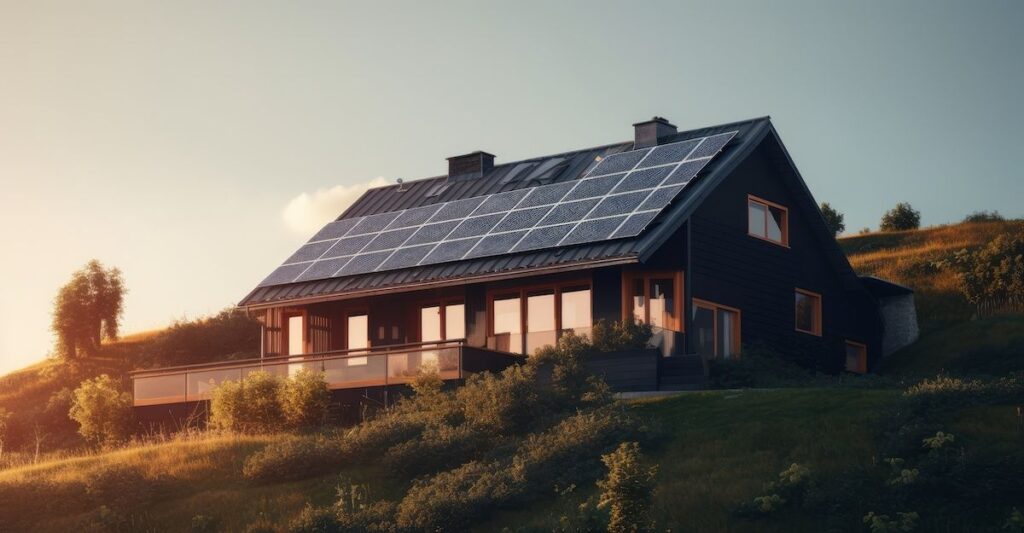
xmin=880 ymin=294 xmax=919 ymax=356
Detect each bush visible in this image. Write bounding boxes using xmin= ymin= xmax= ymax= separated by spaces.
xmin=289 ymin=504 xmax=340 ymax=532
xmin=141 ymin=308 xmax=261 ymax=368
xmin=947 ymin=232 xmax=1024 ymax=315
xmin=880 ymin=202 xmax=921 ymax=232
xmin=68 ymin=374 xmax=133 ymax=447
xmin=590 ymin=317 xmax=653 ymax=352
xmin=209 ymin=370 xmax=284 ymax=433
xmin=243 ymin=435 xmax=345 ymax=483
xmin=963 ymin=210 xmax=1004 ymax=223
xmin=707 ymin=343 xmax=811 ymax=388
xmin=382 ymin=423 xmax=489 ymax=478
xmin=597 ymin=442 xmax=658 ymax=533
xmin=282 ymin=369 xmax=330 ymax=430
xmin=84 ymin=463 xmax=161 ymax=510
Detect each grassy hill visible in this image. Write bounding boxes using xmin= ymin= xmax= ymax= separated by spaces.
xmin=1 ymin=221 xmax=1022 ymax=531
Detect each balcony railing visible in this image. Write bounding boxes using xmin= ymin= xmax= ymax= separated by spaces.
xmin=131 ymin=340 xmax=509 ymax=407
xmin=486 ymin=326 xmax=682 ymax=357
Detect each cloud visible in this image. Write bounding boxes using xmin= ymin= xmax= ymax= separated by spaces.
xmin=282 ymin=177 xmax=390 ymax=235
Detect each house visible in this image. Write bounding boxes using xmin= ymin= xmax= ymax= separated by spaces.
xmin=131 ymin=116 xmax=917 ymax=418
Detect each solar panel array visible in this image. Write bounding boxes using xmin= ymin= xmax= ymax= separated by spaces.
xmin=259 ymin=131 xmax=738 ymax=287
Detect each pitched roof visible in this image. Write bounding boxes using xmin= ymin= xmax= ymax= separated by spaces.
xmin=240 ymin=117 xmax=772 ymax=308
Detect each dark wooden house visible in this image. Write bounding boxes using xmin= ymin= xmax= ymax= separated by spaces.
xmin=131 ymin=116 xmax=916 ymax=417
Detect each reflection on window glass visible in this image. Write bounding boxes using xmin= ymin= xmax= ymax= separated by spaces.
xmin=845 ymin=342 xmax=866 ymax=373
xmin=560 ymin=288 xmax=591 ymax=330
xmin=693 ymin=305 xmax=715 ymax=358
xmin=767 ymin=206 xmax=785 ymax=242
xmin=527 ymin=292 xmax=556 ymax=333
xmin=347 ymin=314 xmax=368 ymax=350
xmin=632 ymin=279 xmax=646 ymax=323
xmin=421 ymin=306 xmax=441 ymax=342
xmin=445 ymin=303 xmax=465 ymax=340
xmin=748 ymin=201 xmax=767 ymax=237
xmin=649 ymin=279 xmax=674 ymax=330
xmin=493 ymin=295 xmax=521 ymax=334
xmin=288 ymin=315 xmax=304 ymax=355
xmin=795 ymin=291 xmax=820 ymax=334
xmin=717 ymin=308 xmax=739 ymax=358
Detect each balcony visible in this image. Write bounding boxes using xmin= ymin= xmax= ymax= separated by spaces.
xmin=130 ymin=340 xmax=518 ymax=407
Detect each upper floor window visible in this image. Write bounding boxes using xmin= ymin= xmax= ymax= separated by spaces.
xmin=748 ymin=195 xmax=788 ymax=246
xmin=622 ymin=272 xmax=683 ymax=332
xmin=795 ymin=289 xmax=822 ymax=336
xmin=286 ymin=314 xmax=305 ymax=355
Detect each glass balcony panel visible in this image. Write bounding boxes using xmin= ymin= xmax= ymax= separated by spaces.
xmin=133 ymin=374 xmax=186 ymax=406
xmin=187 ymin=367 xmax=244 ymax=401
xmin=322 ymin=354 xmax=386 ymax=388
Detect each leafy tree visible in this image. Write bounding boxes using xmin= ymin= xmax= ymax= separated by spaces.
xmin=68 ymin=374 xmax=133 ymax=447
xmin=819 ymin=202 xmax=846 ymax=236
xmin=0 ymin=407 xmax=10 ymax=461
xmin=880 ymin=203 xmax=921 ymax=232
xmin=963 ymin=210 xmax=1004 ymax=223
xmin=51 ymin=260 xmax=125 ymax=359
xmin=597 ymin=442 xmax=658 ymax=533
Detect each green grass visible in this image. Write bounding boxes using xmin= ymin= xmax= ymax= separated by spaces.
xmin=882 ymin=314 xmax=1024 ymax=376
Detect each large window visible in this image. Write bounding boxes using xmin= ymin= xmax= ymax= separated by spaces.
xmin=419 ymin=300 xmax=465 ymax=342
xmin=488 ymin=281 xmax=592 ymax=354
xmin=748 ymin=195 xmax=788 ymax=246
xmin=346 ymin=313 xmax=368 ymax=351
xmin=692 ymin=299 xmax=740 ymax=359
xmin=287 ymin=315 xmax=305 ymax=355
xmin=845 ymin=341 xmax=867 ymax=374
xmin=622 ymin=272 xmax=683 ymax=331
xmin=795 ymin=289 xmax=822 ymax=336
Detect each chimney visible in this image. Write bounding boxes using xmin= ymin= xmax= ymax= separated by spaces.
xmin=446 ymin=151 xmax=495 ymax=181
xmin=633 ymin=116 xmax=678 ymax=149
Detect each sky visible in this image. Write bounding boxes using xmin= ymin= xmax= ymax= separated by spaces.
xmin=1 ymin=1 xmax=1022 ymax=375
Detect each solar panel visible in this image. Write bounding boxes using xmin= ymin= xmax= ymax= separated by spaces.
xmin=611 ymin=211 xmax=660 ymax=239
xmin=257 ymin=130 xmax=737 ymax=286
xmin=611 ymin=166 xmax=672 ymax=194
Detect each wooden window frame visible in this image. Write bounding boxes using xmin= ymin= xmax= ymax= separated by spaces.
xmin=747 ymin=194 xmax=790 ymax=247
xmin=845 ymin=340 xmax=868 ymax=374
xmin=794 ymin=288 xmax=823 ymax=336
xmin=691 ymin=298 xmax=742 ymax=358
xmin=342 ymin=308 xmax=370 ymax=350
xmin=486 ymin=279 xmax=593 ymax=352
xmin=415 ymin=297 xmax=466 ymax=342
xmin=621 ymin=271 xmax=685 ymax=332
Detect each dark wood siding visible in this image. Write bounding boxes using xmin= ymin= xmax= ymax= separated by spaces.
xmin=688 ymin=141 xmax=882 ymax=371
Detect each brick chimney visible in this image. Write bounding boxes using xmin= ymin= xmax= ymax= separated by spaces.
xmin=633 ymin=117 xmax=678 ymax=149
xmin=446 ymin=151 xmax=495 ymax=181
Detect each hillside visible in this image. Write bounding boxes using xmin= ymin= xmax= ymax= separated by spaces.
xmin=840 ymin=220 xmax=1024 ymax=375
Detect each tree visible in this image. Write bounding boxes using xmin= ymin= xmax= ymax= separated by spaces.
xmin=51 ymin=260 xmax=125 ymax=359
xmin=819 ymin=203 xmax=846 ymax=237
xmin=68 ymin=374 xmax=133 ymax=447
xmin=880 ymin=202 xmax=921 ymax=232
xmin=597 ymin=442 xmax=658 ymax=533
xmin=0 ymin=407 xmax=10 ymax=461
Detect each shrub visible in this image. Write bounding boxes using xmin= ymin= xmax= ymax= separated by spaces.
xmin=963 ymin=210 xmax=1004 ymax=223
xmin=863 ymin=511 xmax=919 ymax=532
xmin=141 ymin=308 xmax=261 ymax=368
xmin=707 ymin=343 xmax=810 ymax=388
xmin=597 ymin=442 xmax=658 ymax=533
xmin=84 ymin=463 xmax=161 ymax=510
xmin=209 ymin=370 xmax=284 ymax=433
xmin=243 ymin=435 xmax=345 ymax=483
xmin=382 ymin=423 xmax=489 ymax=478
xmin=457 ymin=364 xmax=540 ymax=434
xmin=880 ymin=202 xmax=921 ymax=232
xmin=281 ymin=369 xmax=330 ymax=431
xmin=289 ymin=504 xmax=340 ymax=533
xmin=947 ymin=232 xmax=1024 ymax=315
xmin=590 ymin=317 xmax=653 ymax=352
xmin=68 ymin=374 xmax=133 ymax=447
xmin=820 ymin=202 xmax=846 ymax=236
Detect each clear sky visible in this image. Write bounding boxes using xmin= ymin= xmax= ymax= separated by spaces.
xmin=1 ymin=1 xmax=1022 ymax=374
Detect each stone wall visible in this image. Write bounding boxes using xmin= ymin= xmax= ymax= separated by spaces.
xmin=880 ymin=294 xmax=919 ymax=356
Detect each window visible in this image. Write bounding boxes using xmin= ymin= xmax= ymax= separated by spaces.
xmin=421 ymin=305 xmax=442 ymax=342
xmin=692 ymin=299 xmax=741 ymax=359
xmin=445 ymin=303 xmax=465 ymax=340
xmin=795 ymin=289 xmax=822 ymax=336
xmin=748 ymin=195 xmax=788 ymax=246
xmin=347 ymin=313 xmax=368 ymax=350
xmin=488 ymin=280 xmax=592 ymax=355
xmin=287 ymin=315 xmax=305 ymax=355
xmin=845 ymin=341 xmax=867 ymax=374
xmin=622 ymin=272 xmax=683 ymax=331
xmin=419 ymin=300 xmax=465 ymax=342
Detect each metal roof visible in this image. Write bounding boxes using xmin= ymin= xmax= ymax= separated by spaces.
xmin=240 ymin=117 xmax=772 ymax=308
